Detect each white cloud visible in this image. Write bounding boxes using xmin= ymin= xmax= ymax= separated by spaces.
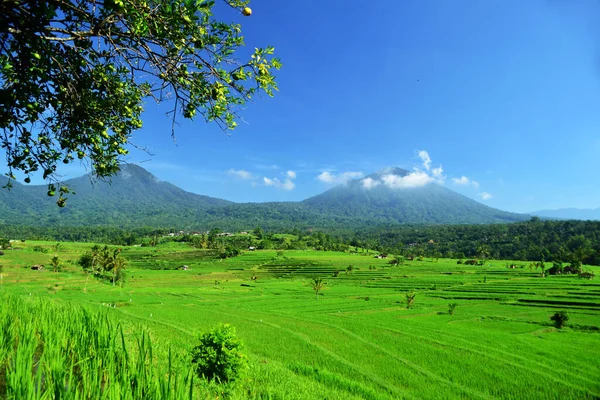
xmin=264 ymin=170 xmax=297 ymax=191
xmin=316 ymin=171 xmax=335 ymax=183
xmin=418 ymin=150 xmax=432 ymax=171
xmin=452 ymin=176 xmax=470 ymax=185
xmin=361 ymin=177 xmax=380 ymax=189
xmin=479 ymin=192 xmax=492 ymax=200
xmin=228 ymin=169 xmax=253 ymax=180
xmin=317 ymin=171 xmax=364 ymax=184
xmin=431 ymin=165 xmax=444 ymax=181
xmin=381 ymin=171 xmax=434 ymax=189
xmin=281 ymin=180 xmax=295 ymax=190
xmin=452 ymin=176 xmax=481 ymax=188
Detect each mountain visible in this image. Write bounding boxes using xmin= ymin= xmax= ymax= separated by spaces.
xmin=531 ymin=208 xmax=600 ymax=221
xmin=0 ymin=165 xmax=232 ymax=227
xmin=302 ymin=168 xmax=526 ymax=224
xmin=0 ymin=165 xmax=528 ymax=229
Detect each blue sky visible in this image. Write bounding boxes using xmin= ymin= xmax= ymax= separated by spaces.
xmin=17 ymin=0 xmax=600 ymax=212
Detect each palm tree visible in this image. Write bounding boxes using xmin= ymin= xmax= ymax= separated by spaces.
xmin=309 ymin=277 xmax=326 ymax=300
xmin=90 ymin=245 xmax=102 ymax=275
xmin=50 ymin=255 xmax=60 ymax=273
xmin=100 ymin=247 xmax=126 ymax=286
xmin=104 ymin=249 xmax=125 ymax=286
xmin=405 ymin=291 xmax=416 ymax=309
xmin=476 ymin=244 xmax=491 ymax=261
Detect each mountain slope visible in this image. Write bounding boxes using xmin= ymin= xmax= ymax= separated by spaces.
xmin=0 ymin=165 xmax=528 ymax=228
xmin=302 ymin=168 xmax=527 ymax=224
xmin=0 ymin=165 xmax=232 ymax=227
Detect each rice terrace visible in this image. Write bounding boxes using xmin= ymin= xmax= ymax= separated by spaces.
xmin=0 ymin=237 xmax=598 ymax=399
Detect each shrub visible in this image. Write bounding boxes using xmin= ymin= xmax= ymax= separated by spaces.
xmin=448 ymin=303 xmax=458 ymax=315
xmin=550 ymin=311 xmax=569 ymax=329
xmin=33 ymin=245 xmax=49 ymax=253
xmin=191 ymin=324 xmax=247 ymax=383
xmin=405 ymin=291 xmax=416 ymax=309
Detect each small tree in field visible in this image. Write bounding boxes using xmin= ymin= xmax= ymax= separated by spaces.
xmin=191 ymin=324 xmax=246 ymax=383
xmin=309 ymin=277 xmax=327 ymax=300
xmin=405 ymin=291 xmax=416 ymax=309
xmin=0 ymin=239 xmax=11 ymax=250
xmin=550 ymin=311 xmax=569 ymax=329
xmin=448 ymin=303 xmax=458 ymax=315
xmin=50 ymin=255 xmax=61 ymax=273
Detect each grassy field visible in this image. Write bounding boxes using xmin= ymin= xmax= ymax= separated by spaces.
xmin=1 ymin=240 xmax=599 ymax=399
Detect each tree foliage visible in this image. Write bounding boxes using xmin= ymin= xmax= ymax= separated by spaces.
xmin=78 ymin=244 xmax=125 ymax=285
xmin=49 ymin=254 xmax=61 ymax=272
xmin=191 ymin=323 xmax=246 ymax=383
xmin=1 ymin=0 xmax=280 ymax=205
xmin=550 ymin=311 xmax=569 ymax=329
xmin=405 ymin=291 xmax=416 ymax=309
xmin=308 ymin=277 xmax=326 ymax=300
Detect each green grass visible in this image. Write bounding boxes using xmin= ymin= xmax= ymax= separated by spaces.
xmin=1 ymin=241 xmax=599 ymax=399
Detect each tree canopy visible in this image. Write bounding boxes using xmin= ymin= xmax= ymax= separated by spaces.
xmin=0 ymin=0 xmax=280 ymax=205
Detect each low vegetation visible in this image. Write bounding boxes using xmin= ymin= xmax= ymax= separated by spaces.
xmin=0 ymin=238 xmax=598 ymax=399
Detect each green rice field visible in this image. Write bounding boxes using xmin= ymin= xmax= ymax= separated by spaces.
xmin=0 ymin=241 xmax=599 ymax=399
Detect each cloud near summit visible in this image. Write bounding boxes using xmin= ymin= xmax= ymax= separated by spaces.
xmin=316 ymin=171 xmax=364 ymax=184
xmin=360 ymin=150 xmax=442 ymax=190
xmin=362 ymin=170 xmax=435 ymax=189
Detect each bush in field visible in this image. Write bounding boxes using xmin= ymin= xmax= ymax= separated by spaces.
xmin=191 ymin=324 xmax=247 ymax=383
xmin=550 ymin=311 xmax=569 ymax=329
xmin=33 ymin=245 xmax=49 ymax=253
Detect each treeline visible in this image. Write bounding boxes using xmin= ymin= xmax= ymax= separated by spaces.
xmin=2 ymin=218 xmax=600 ymax=265
xmin=347 ymin=218 xmax=600 ymax=265
xmin=173 ymin=228 xmax=350 ymax=255
xmin=0 ymin=225 xmax=174 ymax=245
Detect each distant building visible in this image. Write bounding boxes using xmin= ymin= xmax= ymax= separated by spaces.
xmin=178 ymin=265 xmax=190 ymax=270
xmin=248 ymin=246 xmax=256 ymax=251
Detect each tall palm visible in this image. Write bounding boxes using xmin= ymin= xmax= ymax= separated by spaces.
xmin=309 ymin=277 xmax=326 ymax=300
xmin=50 ymin=255 xmax=60 ymax=273
xmin=102 ymin=248 xmax=125 ymax=286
